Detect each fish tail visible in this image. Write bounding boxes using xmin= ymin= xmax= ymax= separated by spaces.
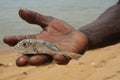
xmin=60 ymin=52 xmax=82 ymax=59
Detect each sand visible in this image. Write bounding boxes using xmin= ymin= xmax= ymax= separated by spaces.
xmin=0 ymin=43 xmax=120 ymax=80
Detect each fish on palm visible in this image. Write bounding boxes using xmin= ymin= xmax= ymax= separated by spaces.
xmin=14 ymin=39 xmax=82 ymax=59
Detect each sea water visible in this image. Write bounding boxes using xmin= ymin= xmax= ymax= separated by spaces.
xmin=0 ymin=0 xmax=117 ymax=48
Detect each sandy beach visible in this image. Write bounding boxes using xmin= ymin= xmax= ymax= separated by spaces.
xmin=0 ymin=43 xmax=119 ymax=80
xmin=0 ymin=0 xmax=119 ymax=80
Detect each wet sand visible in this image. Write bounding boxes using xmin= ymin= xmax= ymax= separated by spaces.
xmin=0 ymin=43 xmax=120 ymax=80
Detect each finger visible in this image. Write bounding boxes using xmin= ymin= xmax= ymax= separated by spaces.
xmin=3 ymin=34 xmax=36 ymax=46
xmin=3 ymin=35 xmax=25 ymax=46
xmin=19 ymin=9 xmax=55 ymax=28
xmin=54 ymin=54 xmax=71 ymax=65
xmin=28 ymin=55 xmax=53 ymax=66
xmin=16 ymin=55 xmax=29 ymax=67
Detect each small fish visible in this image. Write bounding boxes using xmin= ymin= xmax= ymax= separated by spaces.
xmin=14 ymin=39 xmax=82 ymax=59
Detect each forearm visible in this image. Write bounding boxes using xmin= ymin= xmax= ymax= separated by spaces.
xmin=79 ymin=4 xmax=120 ymax=49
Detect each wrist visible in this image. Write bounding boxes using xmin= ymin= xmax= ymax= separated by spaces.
xmin=79 ymin=31 xmax=89 ymax=51
xmin=75 ymin=30 xmax=90 ymax=54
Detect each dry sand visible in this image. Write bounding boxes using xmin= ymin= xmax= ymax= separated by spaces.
xmin=0 ymin=43 xmax=120 ymax=80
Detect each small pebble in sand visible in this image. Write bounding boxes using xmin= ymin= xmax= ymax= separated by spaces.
xmin=22 ymin=72 xmax=27 ymax=75
xmin=91 ymin=62 xmax=97 ymax=66
xmin=0 ymin=63 xmax=9 ymax=68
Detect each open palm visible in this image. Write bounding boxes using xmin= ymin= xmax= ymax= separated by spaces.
xmin=4 ymin=9 xmax=88 ymax=66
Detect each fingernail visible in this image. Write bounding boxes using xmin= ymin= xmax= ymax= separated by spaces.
xmin=19 ymin=8 xmax=30 ymax=17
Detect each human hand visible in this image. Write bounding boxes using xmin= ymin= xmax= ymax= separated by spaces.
xmin=3 ymin=9 xmax=88 ymax=66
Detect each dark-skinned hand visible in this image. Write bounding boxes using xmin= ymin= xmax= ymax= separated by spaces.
xmin=3 ymin=9 xmax=88 ymax=66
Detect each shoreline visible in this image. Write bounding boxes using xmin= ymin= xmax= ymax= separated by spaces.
xmin=0 ymin=45 xmax=14 ymax=52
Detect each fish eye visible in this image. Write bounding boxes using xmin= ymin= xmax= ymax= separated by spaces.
xmin=23 ymin=43 xmax=26 ymax=46
xmin=22 ymin=43 xmax=28 ymax=48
